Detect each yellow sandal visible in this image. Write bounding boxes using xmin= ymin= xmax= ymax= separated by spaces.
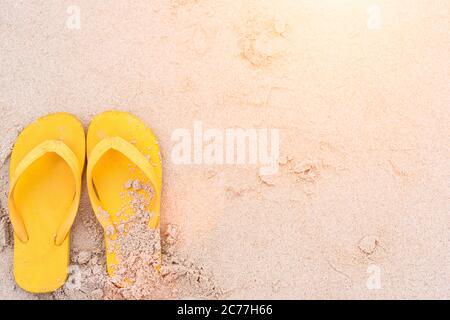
xmin=86 ymin=111 xmax=162 ymax=280
xmin=8 ymin=113 xmax=85 ymax=293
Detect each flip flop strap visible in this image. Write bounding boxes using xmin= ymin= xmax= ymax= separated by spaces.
xmin=9 ymin=140 xmax=81 ymax=245
xmin=86 ymin=137 xmax=160 ymax=230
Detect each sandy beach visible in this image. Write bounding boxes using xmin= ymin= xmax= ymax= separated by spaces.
xmin=0 ymin=0 xmax=449 ymax=299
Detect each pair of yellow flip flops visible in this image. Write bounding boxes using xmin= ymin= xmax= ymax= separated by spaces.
xmin=8 ymin=111 xmax=162 ymax=293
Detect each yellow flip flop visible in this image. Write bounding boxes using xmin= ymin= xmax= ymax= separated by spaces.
xmin=86 ymin=111 xmax=162 ymax=280
xmin=8 ymin=113 xmax=85 ymax=293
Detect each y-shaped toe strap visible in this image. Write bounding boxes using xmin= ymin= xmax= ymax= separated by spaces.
xmin=9 ymin=140 xmax=81 ymax=245
xmin=86 ymin=137 xmax=160 ymax=231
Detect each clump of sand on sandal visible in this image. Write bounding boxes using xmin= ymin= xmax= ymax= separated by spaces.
xmin=96 ymin=179 xmax=222 ymax=300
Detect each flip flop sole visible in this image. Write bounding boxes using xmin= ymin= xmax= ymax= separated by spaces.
xmin=10 ymin=113 xmax=85 ymax=293
xmin=87 ymin=111 xmax=162 ymax=278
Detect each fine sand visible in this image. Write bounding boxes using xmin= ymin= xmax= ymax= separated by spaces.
xmin=0 ymin=0 xmax=449 ymax=299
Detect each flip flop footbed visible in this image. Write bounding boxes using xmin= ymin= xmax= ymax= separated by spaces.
xmin=87 ymin=111 xmax=162 ymax=281
xmin=9 ymin=113 xmax=85 ymax=293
